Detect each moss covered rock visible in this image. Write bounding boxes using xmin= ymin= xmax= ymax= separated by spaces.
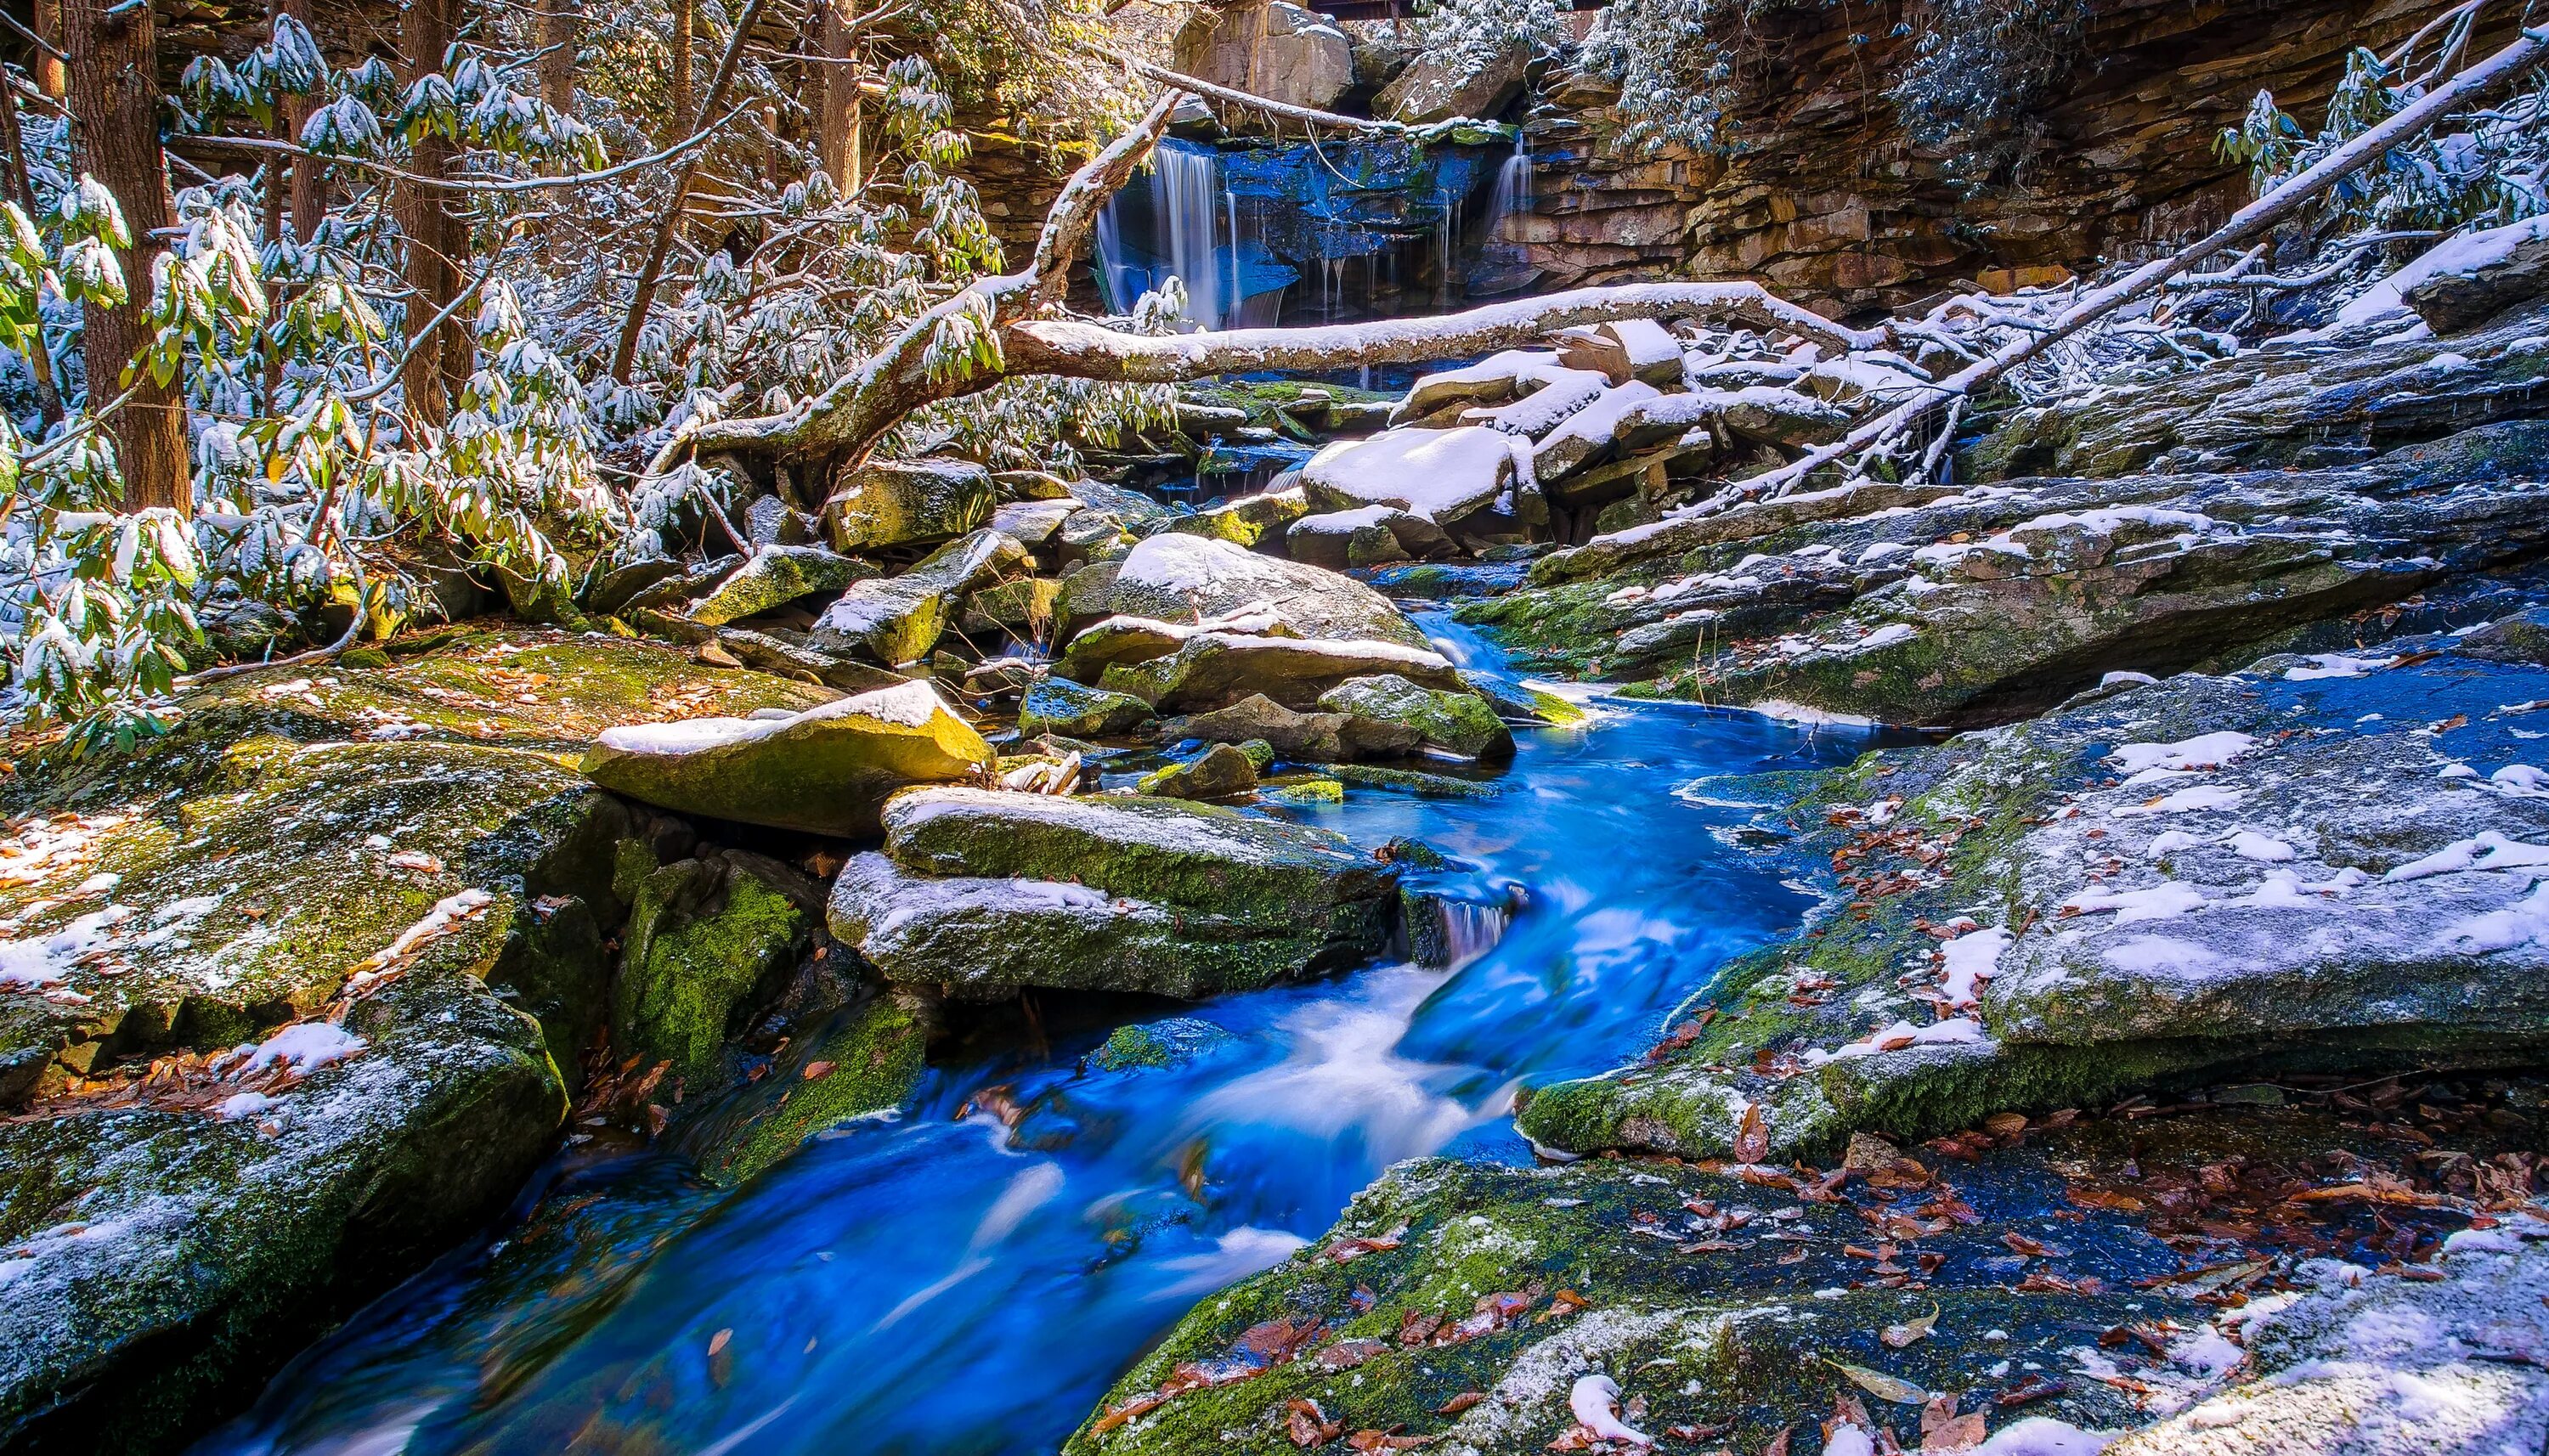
xmin=822 ymin=458 xmax=994 ymax=553
xmin=1020 ymin=675 xmax=1156 ymax=738
xmin=685 ymin=545 xmax=872 ymax=627
xmin=826 ymin=787 xmax=1399 ymax=996
xmin=808 ymin=529 xmax=1029 ymax=663
xmin=1102 ymin=634 xmax=1469 ymax=714
xmin=611 ymin=849 xmax=822 ymax=1095
xmin=1168 ymin=488 xmax=1310 ymax=548
xmin=1138 ymin=742 xmax=1259 ymax=800
xmin=1318 ymin=674 xmax=1515 ymax=762
xmin=1163 ymin=693 xmax=1423 ymax=763
xmin=0 ymin=629 xmax=817 ymax=1452
xmin=579 ymin=680 xmax=993 ymax=837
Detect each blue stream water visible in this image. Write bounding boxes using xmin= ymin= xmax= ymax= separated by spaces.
xmin=195 ymin=616 xmax=1894 ymax=1456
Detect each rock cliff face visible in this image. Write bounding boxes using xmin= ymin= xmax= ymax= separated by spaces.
xmin=1514 ymin=0 xmax=2444 ymax=313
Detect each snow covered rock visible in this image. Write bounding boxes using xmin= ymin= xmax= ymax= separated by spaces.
xmin=808 ymin=528 xmax=1029 ymax=663
xmin=579 ymin=680 xmax=994 ymax=836
xmin=2397 ymin=216 xmax=2549 ymax=336
xmin=1302 ymin=426 xmax=1517 ymax=529
xmin=1519 ymin=641 xmax=2549 ymax=1163
xmin=826 ymin=787 xmax=1399 ymax=996
xmin=1373 ymin=31 xmax=1530 ymax=124
xmin=1317 ymin=673 xmax=1516 ymax=762
xmin=683 ymin=545 xmax=871 ymax=627
xmin=2108 ymin=1228 xmax=2549 ymax=1456
xmin=1286 ymin=505 xmax=1451 ymax=569
xmin=1107 ymin=533 xmax=1433 ymax=648
xmin=822 ymin=457 xmax=994 ymax=554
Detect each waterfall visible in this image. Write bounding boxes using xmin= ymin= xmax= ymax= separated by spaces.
xmin=1156 ymin=143 xmax=1227 ymax=330
xmin=1484 ymin=137 xmax=1534 ymax=243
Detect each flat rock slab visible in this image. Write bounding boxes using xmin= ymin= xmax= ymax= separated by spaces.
xmin=1518 ymin=635 xmax=2549 ymax=1165
xmin=1102 ymin=632 xmax=1469 ymax=714
xmin=581 ymin=680 xmax=992 ymax=837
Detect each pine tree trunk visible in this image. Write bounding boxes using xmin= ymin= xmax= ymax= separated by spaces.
xmin=283 ymin=0 xmax=318 ymax=242
xmin=669 ymin=0 xmax=693 ymax=139
xmin=32 ymin=0 xmax=65 ymax=99
xmin=61 ymin=0 xmax=187 ymax=514
xmin=818 ymin=0 xmax=859 ymax=189
xmin=397 ymin=0 xmax=468 ymax=426
xmin=538 ymin=0 xmax=579 ymax=116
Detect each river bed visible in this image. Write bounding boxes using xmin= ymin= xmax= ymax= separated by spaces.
xmin=193 ymin=618 xmax=1897 ymax=1456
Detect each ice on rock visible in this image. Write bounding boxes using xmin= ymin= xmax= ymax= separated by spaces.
xmin=2107 ymin=731 xmax=2255 ymax=774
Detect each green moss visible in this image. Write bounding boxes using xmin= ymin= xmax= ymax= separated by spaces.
xmin=697 ymin=996 xmax=930 ymax=1186
xmin=613 ymin=857 xmax=814 ymax=1095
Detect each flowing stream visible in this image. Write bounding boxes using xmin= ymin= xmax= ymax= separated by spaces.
xmin=194 ymin=616 xmax=1895 ymax=1456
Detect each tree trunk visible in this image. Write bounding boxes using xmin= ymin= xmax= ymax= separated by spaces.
xmin=537 ymin=0 xmax=579 ymax=116
xmin=818 ymin=0 xmax=859 ymax=189
xmin=61 ymin=0 xmax=187 ymax=513
xmin=32 ymin=0 xmax=65 ymax=99
xmin=669 ymin=0 xmax=693 ymax=140
xmin=0 ymin=74 xmax=65 ymax=428
xmin=284 ymin=0 xmax=319 ymax=242
xmin=398 ymin=0 xmax=468 ymax=425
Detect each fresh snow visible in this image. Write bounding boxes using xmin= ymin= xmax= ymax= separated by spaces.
xmin=244 ymin=1020 xmax=368 ymax=1074
xmin=1802 ymin=1016 xmax=1988 ymax=1064
xmin=2113 ymin=784 xmax=2245 ymax=816
xmin=2385 ymin=832 xmax=2549 ymax=882
xmin=1302 ymin=426 xmax=1515 ymax=522
xmin=2108 ymin=731 xmax=2256 ymax=774
xmin=1939 ymin=927 xmax=2009 ymax=1007
xmin=2063 ymin=881 xmax=2209 ymax=922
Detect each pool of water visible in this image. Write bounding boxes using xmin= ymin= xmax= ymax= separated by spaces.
xmin=194 ymin=617 xmax=1896 ymax=1456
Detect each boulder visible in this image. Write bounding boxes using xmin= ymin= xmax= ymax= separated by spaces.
xmin=611 ymin=849 xmax=821 ymax=1094
xmin=1168 ymin=487 xmax=1310 ymax=548
xmin=822 ymin=458 xmax=993 ymax=553
xmin=1102 ymin=632 xmax=1468 ymax=713
xmin=684 ymin=545 xmax=871 ymax=626
xmin=1019 ymin=675 xmax=1155 ymax=737
xmin=1372 ymin=34 xmax=1532 ymax=124
xmin=1318 ymin=673 xmax=1516 ymax=762
xmin=579 ymin=681 xmax=993 ymax=836
xmin=1164 ymin=692 xmax=1422 ymax=762
xmin=808 ymin=529 xmax=1029 ymax=663
xmin=1302 ymin=426 xmax=1516 ymax=527
xmin=1531 ymin=380 xmax=1663 ymax=481
xmin=1055 ymin=608 xmax=1297 ymax=684
xmin=826 ymin=787 xmax=1399 ymax=996
xmin=585 ymin=555 xmax=688 ymax=615
xmin=1137 ymin=742 xmax=1259 ymax=800
xmin=2397 ymin=216 xmax=2549 ymax=335
xmin=744 ymin=493 xmax=816 ymax=547
xmin=990 ymin=497 xmax=1082 ymax=547
xmin=1171 ymin=0 xmax=1355 ymax=115
xmin=0 ymin=631 xmax=826 ymax=1452
xmin=1285 ymin=505 xmax=1451 ymax=569
xmin=619 ymin=553 xmax=742 ymax=617
xmin=959 ymin=575 xmax=1063 ymax=638
xmin=1110 ymin=533 xmax=1433 ymax=648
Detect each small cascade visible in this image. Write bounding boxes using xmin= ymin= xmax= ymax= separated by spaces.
xmin=1156 ymin=142 xmax=1228 ymax=330
xmin=1483 ymin=136 xmax=1534 ymax=242
xmin=1409 ymin=891 xmax=1518 ymax=970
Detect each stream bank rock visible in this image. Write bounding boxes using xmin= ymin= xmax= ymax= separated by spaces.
xmin=0 ymin=630 xmax=826 ymax=1452
xmin=1474 ymin=417 xmax=2549 ymax=725
xmin=1068 ymin=1087 xmax=2546 ymax=1456
xmin=1516 ymin=629 xmax=2549 ymax=1165
xmin=828 ymin=787 xmax=1399 ymax=997
xmin=579 ymin=680 xmax=992 ymax=837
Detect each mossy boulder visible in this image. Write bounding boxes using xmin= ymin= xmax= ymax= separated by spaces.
xmin=0 ymin=629 xmax=814 ymax=1452
xmin=826 ymin=787 xmax=1400 ymax=996
xmin=1169 ymin=487 xmax=1311 ymax=548
xmin=1138 ymin=742 xmax=1260 ymax=800
xmin=822 ymin=458 xmax=994 ymax=553
xmin=676 ymin=992 xmax=935 ymax=1187
xmin=611 ymin=849 xmax=822 ymax=1095
xmin=685 ymin=545 xmax=872 ymax=627
xmin=579 ymin=680 xmax=993 ymax=837
xmin=1020 ymin=676 xmax=1156 ymax=738
xmin=1318 ymin=674 xmax=1516 ymax=762
xmin=808 ymin=529 xmax=1029 ymax=663
xmin=1090 ymin=1015 xmax=1239 ymax=1071
xmin=1163 ymin=693 xmax=1423 ymax=763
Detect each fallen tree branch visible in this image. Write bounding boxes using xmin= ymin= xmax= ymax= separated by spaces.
xmin=1116 ymin=55 xmax=1404 ymax=134
xmin=1713 ymin=23 xmax=2549 ymax=505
